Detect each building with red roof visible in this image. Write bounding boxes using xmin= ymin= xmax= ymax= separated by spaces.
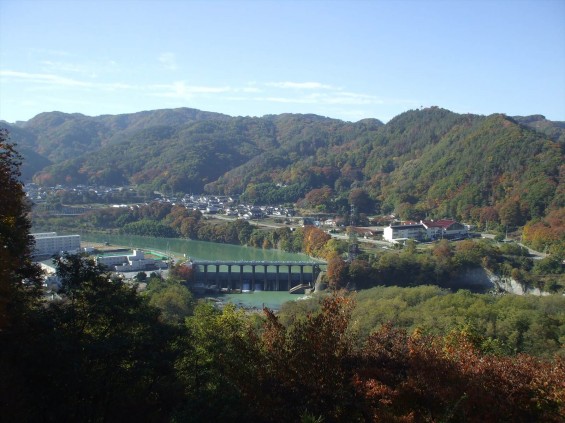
xmin=421 ymin=219 xmax=468 ymax=240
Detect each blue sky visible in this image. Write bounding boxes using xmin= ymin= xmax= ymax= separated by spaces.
xmin=1 ymin=0 xmax=564 ymax=123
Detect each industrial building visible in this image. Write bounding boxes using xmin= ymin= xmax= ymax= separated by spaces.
xmin=96 ymin=250 xmax=168 ymax=272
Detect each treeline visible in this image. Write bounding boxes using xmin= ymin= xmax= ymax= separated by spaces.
xmin=42 ymin=187 xmax=145 ymax=205
xmin=33 ymin=202 xmax=346 ymax=257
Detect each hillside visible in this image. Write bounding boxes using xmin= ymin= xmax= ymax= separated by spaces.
xmin=3 ymin=107 xmax=564 ymax=229
xmin=375 ymin=112 xmax=564 ymax=223
xmin=3 ymin=108 xmax=230 ymax=170
xmin=17 ymin=112 xmax=376 ymax=193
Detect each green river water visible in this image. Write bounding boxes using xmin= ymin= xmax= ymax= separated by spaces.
xmin=81 ymin=233 xmax=319 ymax=309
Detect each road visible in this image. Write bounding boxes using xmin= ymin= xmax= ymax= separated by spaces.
xmin=209 ymin=214 xmax=392 ymax=247
xmin=208 ymin=215 xmax=550 ymax=257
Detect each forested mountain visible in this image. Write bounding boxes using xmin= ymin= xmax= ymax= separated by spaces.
xmin=377 ymin=112 xmax=564 ymax=223
xmin=1 ymin=108 xmax=230 ymax=170
xmin=3 ymin=107 xmax=564 ymax=227
xmin=513 ymin=114 xmax=565 ymax=143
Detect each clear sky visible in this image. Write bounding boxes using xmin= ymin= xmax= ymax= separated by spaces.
xmin=1 ymin=0 xmax=564 ymax=123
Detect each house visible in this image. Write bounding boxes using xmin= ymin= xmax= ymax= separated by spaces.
xmin=205 ymin=204 xmax=220 ymax=214
xmin=285 ymin=208 xmax=297 ymax=217
xmin=249 ymin=207 xmax=263 ymax=219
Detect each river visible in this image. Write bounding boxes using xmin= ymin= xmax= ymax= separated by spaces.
xmin=81 ymin=233 xmax=319 ymax=309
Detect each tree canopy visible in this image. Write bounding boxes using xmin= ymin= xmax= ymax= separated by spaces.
xmin=0 ymin=129 xmax=42 ymax=330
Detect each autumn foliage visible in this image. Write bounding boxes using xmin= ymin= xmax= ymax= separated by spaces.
xmin=169 ymin=262 xmax=194 ymax=282
xmin=357 ymin=324 xmax=565 ymax=422
xmin=230 ymin=295 xmax=565 ymax=423
xmin=523 ymin=208 xmax=565 ymax=254
xmin=301 ymin=225 xmax=332 ymax=257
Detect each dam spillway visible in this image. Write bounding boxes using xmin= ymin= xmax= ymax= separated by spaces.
xmin=190 ymin=260 xmax=325 ymax=292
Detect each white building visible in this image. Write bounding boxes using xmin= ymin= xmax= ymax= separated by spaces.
xmin=383 ymin=224 xmax=425 ymax=243
xmin=383 ymin=219 xmax=468 ymax=242
xmin=97 ymin=250 xmax=167 ymax=272
xmin=421 ymin=220 xmax=468 ymax=240
xmin=32 ymin=232 xmax=81 ymax=257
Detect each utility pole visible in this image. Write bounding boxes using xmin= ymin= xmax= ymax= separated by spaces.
xmin=348 ymin=204 xmax=358 ymax=262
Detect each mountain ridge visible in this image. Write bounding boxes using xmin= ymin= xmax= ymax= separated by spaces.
xmin=2 ymin=107 xmax=563 ymax=227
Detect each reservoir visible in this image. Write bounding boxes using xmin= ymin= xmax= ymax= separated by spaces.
xmin=81 ymin=233 xmax=320 ymax=309
xmin=81 ymin=233 xmax=317 ymax=262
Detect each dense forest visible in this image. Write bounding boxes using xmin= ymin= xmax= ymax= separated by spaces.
xmin=4 ymin=107 xmax=564 ymax=234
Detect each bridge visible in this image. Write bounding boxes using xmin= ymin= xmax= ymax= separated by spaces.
xmin=190 ymin=260 xmax=326 ymax=293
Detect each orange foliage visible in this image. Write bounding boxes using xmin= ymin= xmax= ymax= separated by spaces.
xmin=302 ymin=225 xmax=331 ymax=257
xmin=326 ymin=253 xmax=348 ymax=289
xmin=357 ymin=325 xmax=565 ymax=422
xmin=523 ymin=208 xmax=565 ymax=252
xmin=33 ymin=171 xmax=53 ymax=185
xmin=234 ymin=296 xmax=565 ymax=422
xmin=170 ymin=263 xmax=193 ymax=282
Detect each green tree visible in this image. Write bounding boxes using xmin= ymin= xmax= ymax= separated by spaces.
xmin=134 ymin=271 xmax=147 ymax=282
xmin=53 ymin=253 xmax=108 ymax=296
xmin=177 ymin=302 xmax=258 ymax=421
xmin=149 ymin=283 xmax=193 ymax=324
xmin=0 ymin=129 xmax=42 ymax=331
xmin=348 ymin=258 xmax=373 ymax=289
xmin=3 ymin=253 xmax=183 ymax=422
xmin=498 ymin=199 xmax=523 ymax=228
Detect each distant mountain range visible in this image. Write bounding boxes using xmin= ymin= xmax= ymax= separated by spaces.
xmin=2 ymin=106 xmax=563 ymax=225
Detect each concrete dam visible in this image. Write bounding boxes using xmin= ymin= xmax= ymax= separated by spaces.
xmin=191 ymin=260 xmax=326 ymax=292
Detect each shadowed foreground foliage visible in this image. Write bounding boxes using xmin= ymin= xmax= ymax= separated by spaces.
xmin=2 ymin=259 xmax=565 ymax=422
xmin=0 ymin=129 xmax=42 ymax=331
xmin=230 ymin=296 xmax=565 ymax=423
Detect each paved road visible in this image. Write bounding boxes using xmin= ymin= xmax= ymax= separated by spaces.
xmin=516 ymin=242 xmax=548 ymax=259
xmin=479 ymin=233 xmax=547 ymax=259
